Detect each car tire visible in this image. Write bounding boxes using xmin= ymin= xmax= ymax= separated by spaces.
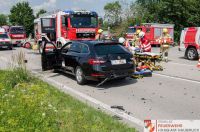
xmin=75 ymin=66 xmax=86 ymax=85
xmin=186 ymin=47 xmax=198 ymax=60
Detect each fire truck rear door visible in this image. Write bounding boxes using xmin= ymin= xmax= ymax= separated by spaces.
xmin=41 ymin=42 xmax=62 ymax=71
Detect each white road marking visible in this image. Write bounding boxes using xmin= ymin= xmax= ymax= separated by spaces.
xmin=168 ymin=62 xmax=195 ymax=67
xmin=153 ymin=73 xmax=200 ymax=84
xmin=0 ymin=56 xmax=144 ymax=128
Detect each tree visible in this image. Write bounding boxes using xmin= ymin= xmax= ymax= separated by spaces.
xmin=104 ymin=1 xmax=122 ymax=26
xmin=9 ymin=2 xmax=35 ymax=35
xmin=0 ymin=14 xmax=8 ymax=26
xmin=36 ymin=9 xmax=47 ymax=18
xmin=186 ymin=0 xmax=200 ymax=27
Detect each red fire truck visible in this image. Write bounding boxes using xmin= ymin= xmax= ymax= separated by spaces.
xmin=179 ymin=27 xmax=200 ymax=60
xmin=34 ymin=10 xmax=99 ymax=52
xmin=126 ymin=23 xmax=174 ymax=45
xmin=9 ymin=26 xmax=26 ymax=46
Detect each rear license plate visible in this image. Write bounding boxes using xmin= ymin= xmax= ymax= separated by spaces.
xmin=111 ymin=59 xmax=126 ymax=65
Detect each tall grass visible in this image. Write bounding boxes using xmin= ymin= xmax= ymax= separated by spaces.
xmin=5 ymin=50 xmax=32 ymax=88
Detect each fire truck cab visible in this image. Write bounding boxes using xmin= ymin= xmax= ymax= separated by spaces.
xmin=126 ymin=23 xmax=174 ymax=45
xmin=34 ymin=10 xmax=99 ymax=50
xmin=179 ymin=27 xmax=200 ymax=60
xmin=9 ymin=26 xmax=26 ymax=46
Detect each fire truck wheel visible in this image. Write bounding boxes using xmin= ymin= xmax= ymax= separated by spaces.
xmin=75 ymin=66 xmax=86 ymax=85
xmin=186 ymin=47 xmax=198 ymax=60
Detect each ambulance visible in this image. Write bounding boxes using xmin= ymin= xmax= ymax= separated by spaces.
xmin=179 ymin=27 xmax=200 ymax=60
xmin=0 ymin=27 xmax=12 ymax=50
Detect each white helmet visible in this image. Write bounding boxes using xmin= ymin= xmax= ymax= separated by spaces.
xmin=139 ymin=31 xmax=145 ymax=38
xmin=118 ymin=37 xmax=125 ymax=44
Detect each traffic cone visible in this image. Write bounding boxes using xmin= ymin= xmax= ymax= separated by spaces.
xmin=197 ymin=58 xmax=200 ymax=68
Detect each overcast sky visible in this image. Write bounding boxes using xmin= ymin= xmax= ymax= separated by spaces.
xmin=0 ymin=0 xmax=134 ymax=17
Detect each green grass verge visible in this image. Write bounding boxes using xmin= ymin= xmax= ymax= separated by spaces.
xmin=0 ymin=68 xmax=136 ymax=132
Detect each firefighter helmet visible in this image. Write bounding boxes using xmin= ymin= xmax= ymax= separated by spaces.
xmin=139 ymin=31 xmax=145 ymax=38
xmin=136 ymin=29 xmax=141 ymax=34
xmin=163 ymin=28 xmax=168 ymax=33
xmin=118 ymin=37 xmax=125 ymax=44
xmin=98 ymin=29 xmax=103 ymax=34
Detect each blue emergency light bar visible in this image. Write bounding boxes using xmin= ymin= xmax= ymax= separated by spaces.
xmin=63 ymin=10 xmax=97 ymax=16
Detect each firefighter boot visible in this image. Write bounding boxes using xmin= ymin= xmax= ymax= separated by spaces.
xmin=164 ymin=52 xmax=168 ymax=62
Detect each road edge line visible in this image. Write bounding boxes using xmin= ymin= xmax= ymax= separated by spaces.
xmin=153 ymin=73 xmax=200 ymax=84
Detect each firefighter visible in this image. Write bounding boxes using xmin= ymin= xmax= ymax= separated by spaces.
xmin=132 ymin=29 xmax=141 ymax=47
xmin=159 ymin=28 xmax=172 ymax=62
xmin=119 ymin=37 xmax=128 ymax=47
xmin=139 ymin=31 xmax=151 ymax=52
xmin=95 ymin=29 xmax=104 ymax=40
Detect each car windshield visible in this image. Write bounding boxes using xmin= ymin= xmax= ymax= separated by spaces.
xmin=10 ymin=27 xmax=25 ymax=34
xmin=70 ymin=15 xmax=98 ymax=28
xmin=0 ymin=34 xmax=9 ymax=39
xmin=127 ymin=28 xmax=136 ymax=33
xmin=95 ymin=44 xmax=128 ymax=56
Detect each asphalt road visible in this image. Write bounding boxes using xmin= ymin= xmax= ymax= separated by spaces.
xmin=0 ymin=46 xmax=200 ymax=131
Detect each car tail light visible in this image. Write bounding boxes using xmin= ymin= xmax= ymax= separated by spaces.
xmin=91 ymin=73 xmax=105 ymax=77
xmin=88 ymin=59 xmax=106 ymax=65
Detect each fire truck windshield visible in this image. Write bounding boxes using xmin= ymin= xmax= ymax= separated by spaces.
xmin=127 ymin=28 xmax=136 ymax=33
xmin=70 ymin=15 xmax=98 ymax=28
xmin=10 ymin=27 xmax=25 ymax=34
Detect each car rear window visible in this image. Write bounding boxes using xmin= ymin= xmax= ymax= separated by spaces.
xmin=10 ymin=27 xmax=25 ymax=34
xmin=0 ymin=34 xmax=9 ymax=39
xmin=94 ymin=44 xmax=128 ymax=55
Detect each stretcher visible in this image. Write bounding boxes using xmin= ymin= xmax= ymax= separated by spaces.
xmin=134 ymin=52 xmax=163 ymax=71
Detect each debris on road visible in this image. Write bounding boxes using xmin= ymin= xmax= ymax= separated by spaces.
xmin=96 ymin=78 xmax=110 ymax=87
xmin=141 ymin=98 xmax=147 ymax=101
xmin=111 ymin=105 xmax=125 ymax=111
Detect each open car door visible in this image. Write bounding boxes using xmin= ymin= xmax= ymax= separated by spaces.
xmin=41 ymin=42 xmax=62 ymax=71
